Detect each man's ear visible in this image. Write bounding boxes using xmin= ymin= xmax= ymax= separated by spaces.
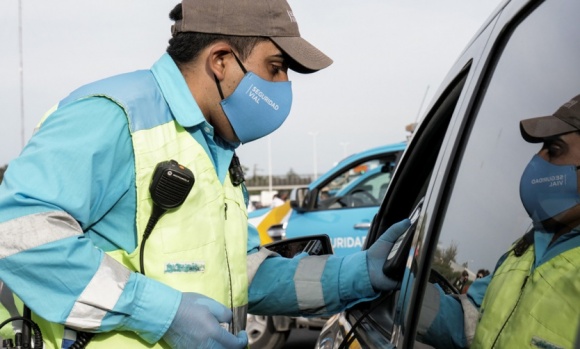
xmin=208 ymin=42 xmax=232 ymax=81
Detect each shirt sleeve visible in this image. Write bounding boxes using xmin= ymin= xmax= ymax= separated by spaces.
xmin=419 ymin=275 xmax=491 ymax=349
xmin=419 ymin=285 xmax=468 ymax=349
xmin=466 ymin=274 xmax=490 ymax=307
xmin=0 ymin=97 xmax=180 ymax=343
xmin=248 ymin=246 xmax=378 ymax=316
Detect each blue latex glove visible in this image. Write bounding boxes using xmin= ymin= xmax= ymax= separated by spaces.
xmin=366 ymin=218 xmax=412 ymax=291
xmin=162 ymin=292 xmax=248 ymax=349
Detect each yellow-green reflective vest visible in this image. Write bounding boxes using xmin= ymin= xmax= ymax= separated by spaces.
xmin=2 ymin=71 xmax=249 ymax=349
xmin=472 ymin=241 xmax=580 ymax=349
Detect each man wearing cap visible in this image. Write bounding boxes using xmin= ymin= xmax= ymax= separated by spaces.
xmin=0 ymin=1 xmax=411 ymax=348
xmin=413 ymin=94 xmax=580 ymax=349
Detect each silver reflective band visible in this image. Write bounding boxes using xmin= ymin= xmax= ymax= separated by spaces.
xmin=454 ymin=293 xmax=479 ymax=346
xmin=294 ymin=255 xmax=329 ymax=314
xmin=0 ymin=211 xmax=82 ymax=258
xmin=247 ymin=247 xmax=276 ymax=285
xmin=66 ymin=255 xmax=131 ymax=330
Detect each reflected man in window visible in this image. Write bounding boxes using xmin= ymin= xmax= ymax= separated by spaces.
xmin=417 ymin=94 xmax=580 ymax=349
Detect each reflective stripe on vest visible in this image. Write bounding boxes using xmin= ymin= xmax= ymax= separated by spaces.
xmin=472 ymin=244 xmax=580 ymax=349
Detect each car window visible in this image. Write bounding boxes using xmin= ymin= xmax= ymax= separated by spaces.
xmin=347 ymin=170 xmax=391 ymax=201
xmin=316 ymin=158 xmax=396 ymax=209
xmin=415 ymin=0 xmax=580 ymax=346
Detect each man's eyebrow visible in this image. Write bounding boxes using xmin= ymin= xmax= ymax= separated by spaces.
xmin=545 ymin=136 xmax=564 ymax=143
xmin=271 ymin=53 xmax=286 ymax=60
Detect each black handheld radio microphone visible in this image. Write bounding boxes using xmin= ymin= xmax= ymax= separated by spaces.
xmin=140 ymin=160 xmax=194 ymax=275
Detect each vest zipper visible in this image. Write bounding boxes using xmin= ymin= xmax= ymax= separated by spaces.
xmin=224 ymin=228 xmax=234 ymax=332
xmin=222 ymin=200 xmax=234 ymax=330
xmin=490 ymin=274 xmax=529 ymax=348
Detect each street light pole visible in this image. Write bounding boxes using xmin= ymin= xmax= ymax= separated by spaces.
xmin=18 ymin=0 xmax=25 ymax=150
xmin=308 ymin=131 xmax=319 ymax=179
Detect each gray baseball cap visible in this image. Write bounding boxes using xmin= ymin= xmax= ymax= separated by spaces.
xmin=172 ymin=0 xmax=333 ymax=73
xmin=520 ymin=94 xmax=580 ymax=143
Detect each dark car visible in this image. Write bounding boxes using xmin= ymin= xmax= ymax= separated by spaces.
xmin=315 ymin=0 xmax=580 ymax=348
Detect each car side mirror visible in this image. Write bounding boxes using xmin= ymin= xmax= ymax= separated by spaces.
xmin=289 ymin=187 xmax=310 ymax=212
xmin=263 ymin=234 xmax=333 ymax=258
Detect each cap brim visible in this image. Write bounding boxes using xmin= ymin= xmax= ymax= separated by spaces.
xmin=270 ymin=36 xmax=333 ymax=74
xmin=520 ymin=115 xmax=578 ymax=143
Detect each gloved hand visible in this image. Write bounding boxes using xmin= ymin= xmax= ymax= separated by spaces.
xmin=366 ymin=218 xmax=411 ymax=291
xmin=162 ymin=292 xmax=248 ymax=349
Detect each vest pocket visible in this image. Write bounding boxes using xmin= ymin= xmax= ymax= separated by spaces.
xmin=159 ymin=219 xmax=218 ymax=253
xmin=152 ymin=187 xmax=222 ymax=253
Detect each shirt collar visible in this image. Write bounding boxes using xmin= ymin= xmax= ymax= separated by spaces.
xmin=534 ymin=227 xmax=580 ymax=268
xmin=151 ymin=53 xmax=205 ymax=128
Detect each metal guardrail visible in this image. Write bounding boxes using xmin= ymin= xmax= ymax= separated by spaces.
xmin=244 ymin=174 xmax=313 ymax=192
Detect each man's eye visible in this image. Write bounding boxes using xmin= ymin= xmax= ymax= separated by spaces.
xmin=272 ymin=65 xmax=285 ymax=74
xmin=271 ymin=63 xmax=288 ymax=75
xmin=547 ymin=144 xmax=562 ymax=157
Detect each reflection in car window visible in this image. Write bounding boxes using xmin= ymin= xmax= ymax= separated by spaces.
xmin=420 ymin=0 xmax=580 ymax=344
xmin=434 ymin=0 xmax=580 ymax=282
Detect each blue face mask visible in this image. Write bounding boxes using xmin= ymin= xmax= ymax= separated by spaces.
xmin=216 ymin=52 xmax=292 ymax=144
xmin=519 ymin=154 xmax=580 ymax=223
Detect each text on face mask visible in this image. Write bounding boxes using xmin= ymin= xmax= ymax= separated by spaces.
xmin=531 ymin=174 xmax=565 ymax=187
xmin=247 ymin=85 xmax=280 ymax=110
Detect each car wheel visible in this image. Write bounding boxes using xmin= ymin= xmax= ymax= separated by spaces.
xmin=246 ymin=315 xmax=290 ymax=349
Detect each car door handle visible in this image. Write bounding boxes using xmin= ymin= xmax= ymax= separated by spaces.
xmin=354 ymin=222 xmax=371 ymax=230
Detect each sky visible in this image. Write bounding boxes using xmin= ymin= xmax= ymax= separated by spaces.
xmin=0 ymin=0 xmax=503 ymax=176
